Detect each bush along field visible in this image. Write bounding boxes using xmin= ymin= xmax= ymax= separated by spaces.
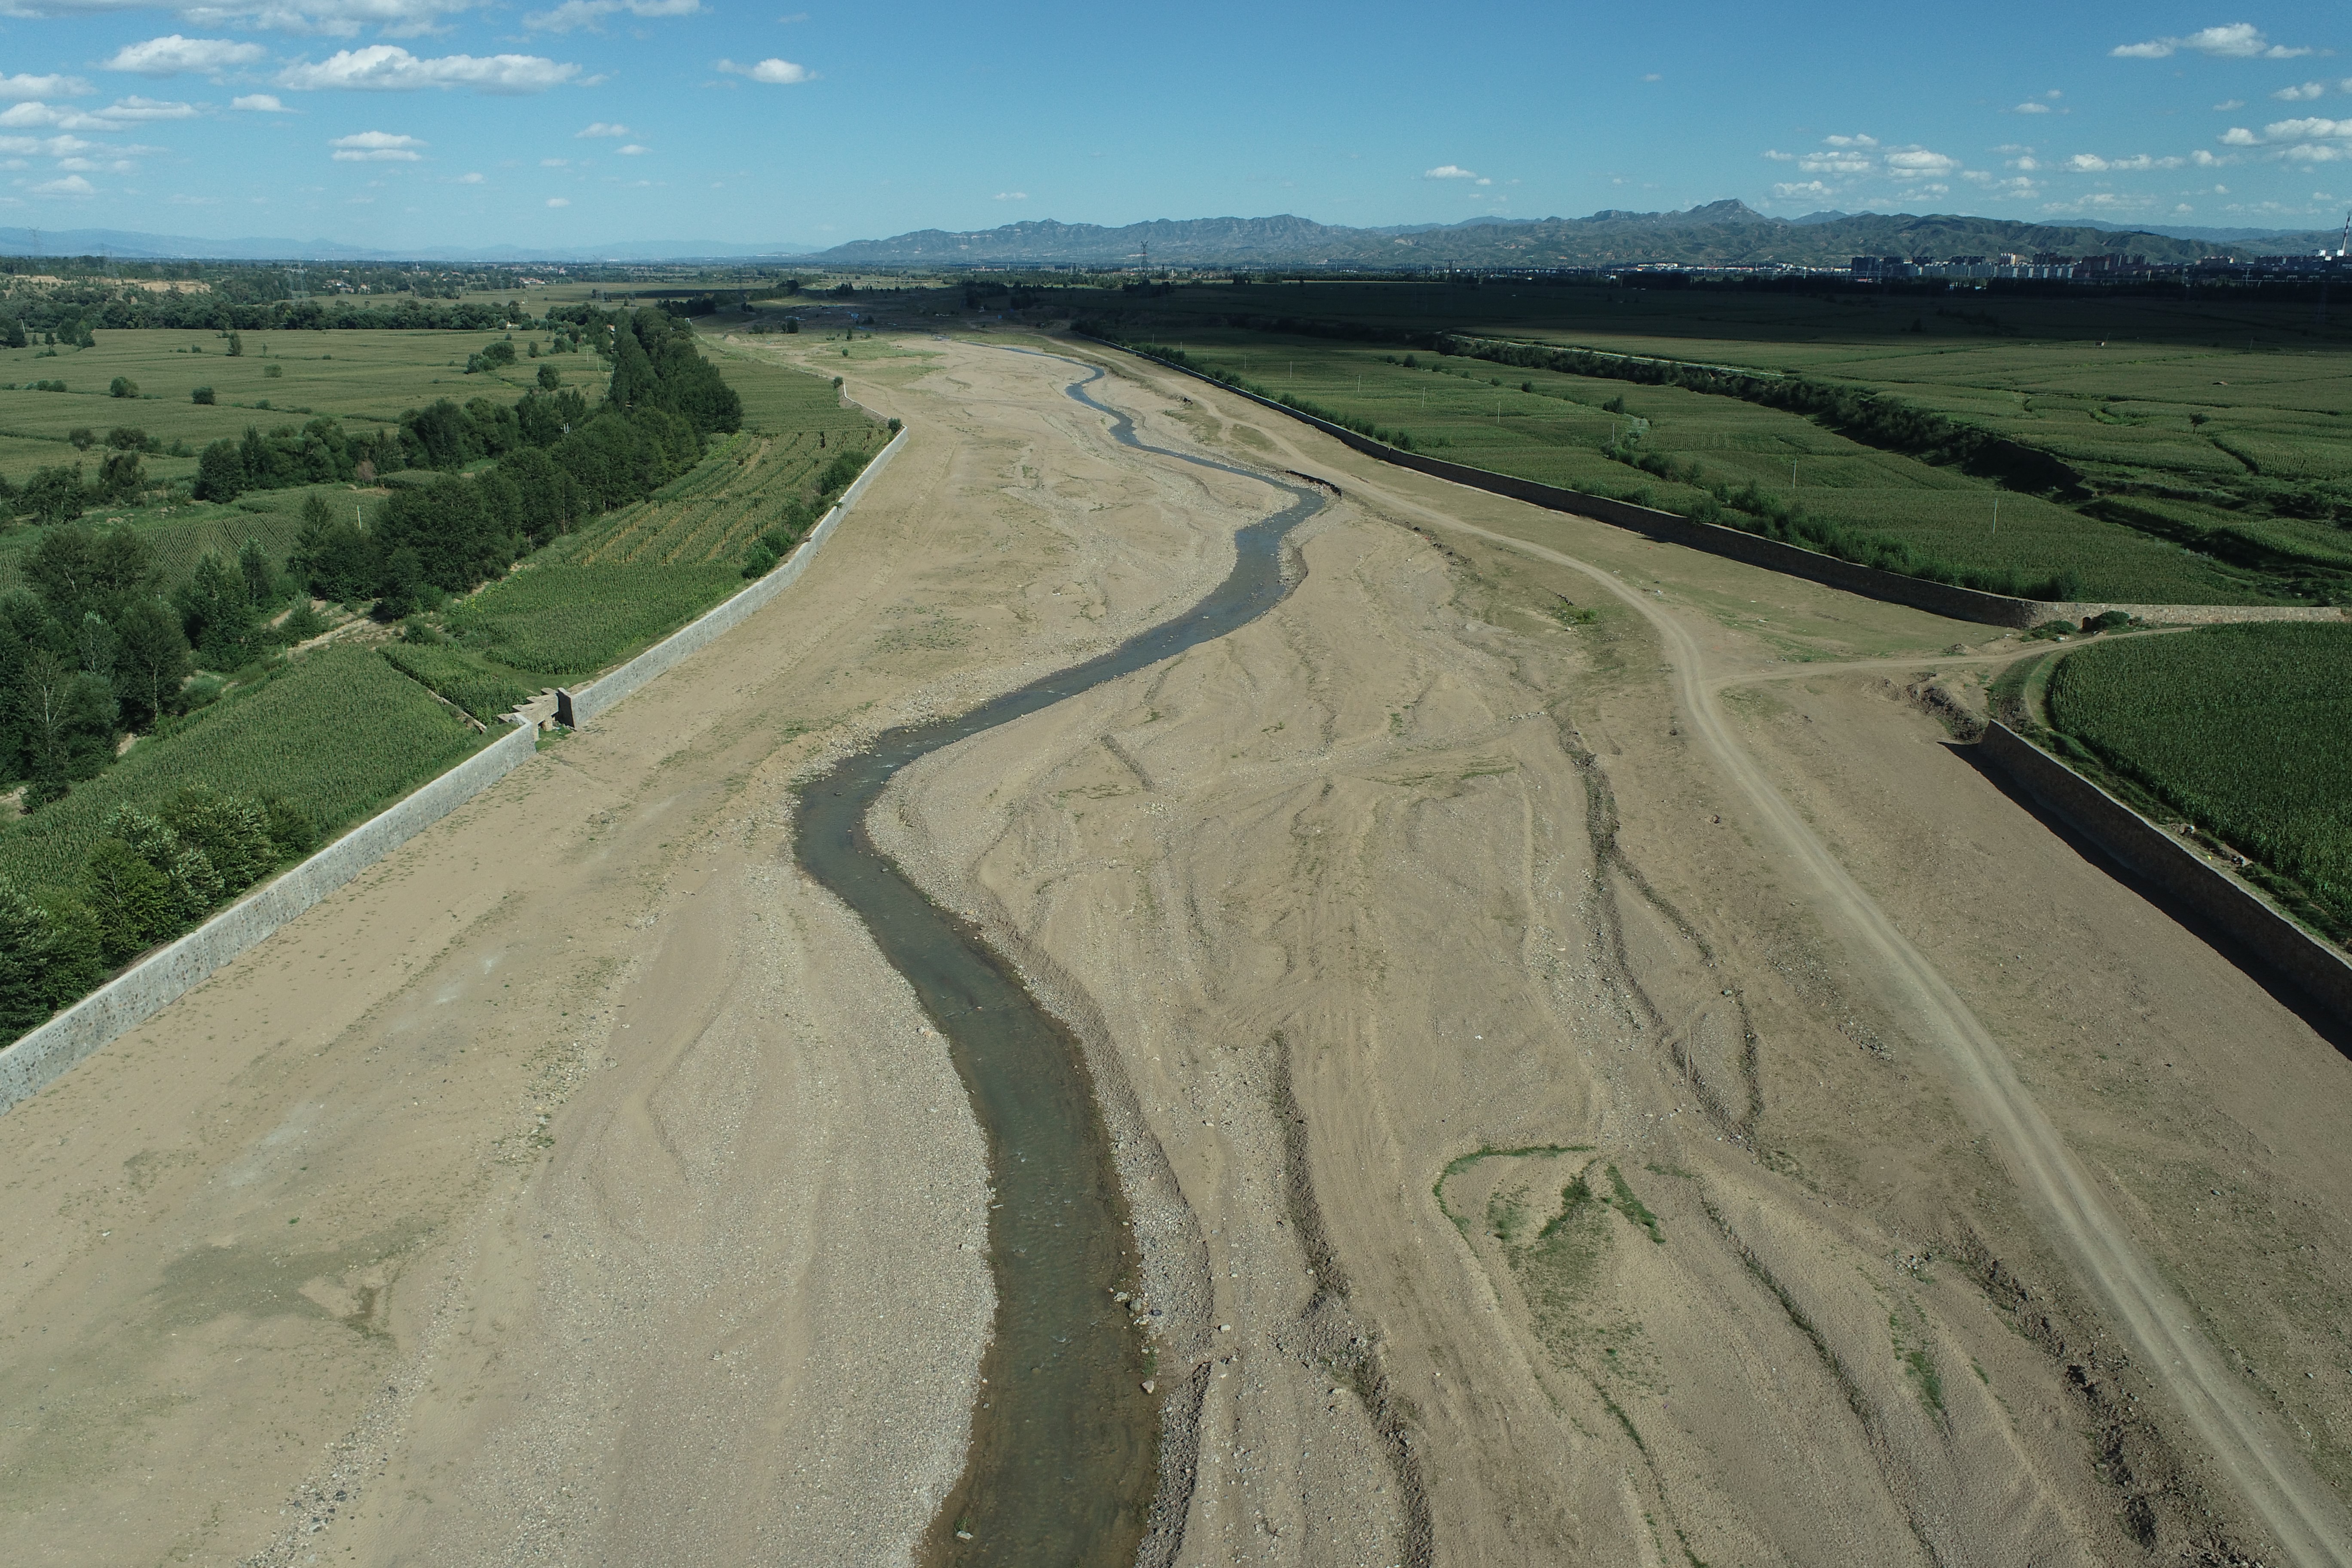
xmin=2043 ymin=622 xmax=2352 ymax=946
xmin=0 ymin=307 xmax=882 ymax=1041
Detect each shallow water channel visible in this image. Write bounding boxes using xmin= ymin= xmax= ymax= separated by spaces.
xmin=793 ymin=359 xmax=1324 ymax=1565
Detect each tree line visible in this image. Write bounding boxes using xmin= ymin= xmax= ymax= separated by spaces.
xmin=0 ymin=310 xmax=769 ymax=1036
xmin=288 ymin=311 xmax=742 ymax=610
xmin=0 ymin=785 xmax=317 ymax=1032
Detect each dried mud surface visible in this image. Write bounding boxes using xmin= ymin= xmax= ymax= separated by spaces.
xmin=3 ymin=332 xmax=2349 ymax=1568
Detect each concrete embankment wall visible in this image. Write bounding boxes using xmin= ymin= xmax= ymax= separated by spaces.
xmin=1977 ymin=722 xmax=2352 ymax=1027
xmin=0 ymin=718 xmax=539 ymax=1114
xmin=558 ymin=423 xmax=908 ymax=726
xmin=1095 ymin=339 xmax=2344 ymax=633
xmin=0 ymin=419 xmax=909 ymax=1115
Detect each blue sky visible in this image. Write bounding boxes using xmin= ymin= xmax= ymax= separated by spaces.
xmin=0 ymin=2 xmax=2350 ymax=248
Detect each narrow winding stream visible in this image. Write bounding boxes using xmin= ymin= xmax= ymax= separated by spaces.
xmin=793 ymin=358 xmax=1325 ymax=1565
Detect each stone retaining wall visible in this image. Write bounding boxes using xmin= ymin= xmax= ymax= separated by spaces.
xmin=0 ymin=416 xmax=912 ymax=1114
xmin=1977 ymin=722 xmax=2352 ymax=1027
xmin=0 ymin=718 xmax=541 ymax=1114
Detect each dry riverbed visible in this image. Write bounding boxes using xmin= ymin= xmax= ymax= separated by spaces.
xmin=2 ymin=331 xmax=2347 ymax=1567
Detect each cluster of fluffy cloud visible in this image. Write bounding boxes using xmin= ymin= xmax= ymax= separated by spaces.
xmin=524 ymin=0 xmax=697 ymax=31
xmin=1762 ymin=118 xmax=2252 ymax=214
xmin=2220 ymin=116 xmax=2352 ymax=162
xmin=716 ymin=57 xmax=811 ymax=84
xmin=2110 ymin=22 xmax=2310 ymax=61
xmin=277 ymin=44 xmax=580 ymax=92
xmin=1762 ymin=134 xmax=1969 ymax=199
xmin=0 ymin=0 xmax=487 ymax=41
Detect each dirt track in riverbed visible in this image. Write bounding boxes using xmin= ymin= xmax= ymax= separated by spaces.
xmin=4 ymin=331 xmax=2350 ymax=1566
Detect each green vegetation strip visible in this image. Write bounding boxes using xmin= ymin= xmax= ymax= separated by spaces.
xmin=0 ymin=643 xmax=489 ymax=894
xmin=2045 ymin=623 xmax=2352 ymax=933
xmin=1115 ymin=334 xmax=2269 ymax=605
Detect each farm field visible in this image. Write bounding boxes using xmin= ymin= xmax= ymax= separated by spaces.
xmin=2045 ymin=622 xmax=2352 ymax=937
xmin=0 ymin=328 xmax=605 ymax=488
xmin=0 ymin=642 xmax=490 ymax=896
xmin=1128 ymin=331 xmax=2269 ymax=603
xmin=1062 ymin=280 xmax=2352 ymax=602
xmin=0 ymin=311 xmax=887 ymax=1046
xmin=433 ymin=346 xmax=887 ymax=683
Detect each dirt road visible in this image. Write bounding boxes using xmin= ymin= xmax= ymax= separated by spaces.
xmin=1429 ymin=506 xmax=2352 ymax=1567
xmin=5 ymin=332 xmax=2349 ymax=1567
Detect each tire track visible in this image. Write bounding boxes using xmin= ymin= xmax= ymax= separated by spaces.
xmin=1378 ymin=488 xmax=2352 ymax=1568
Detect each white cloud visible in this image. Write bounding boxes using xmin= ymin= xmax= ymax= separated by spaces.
xmin=104 ymin=35 xmax=264 ymax=75
xmin=2112 ymin=24 xmax=2310 ymax=60
xmin=545 ymin=194 xmax=567 ymax=206
xmin=455 ymin=169 xmax=481 ymax=182
xmin=2067 ymin=151 xmax=2187 ymax=172
xmin=2221 ymin=125 xmax=2262 ymax=144
xmin=0 ymin=99 xmax=187 ymax=130
xmin=616 ymin=142 xmax=645 ymax=154
xmin=1771 ymin=180 xmax=1834 ymax=199
xmin=1885 ymin=148 xmax=1958 ymax=175
xmin=99 ymin=95 xmax=199 ymax=120
xmin=231 ymin=92 xmax=289 ymax=110
xmin=576 ymin=119 xmax=626 ymax=136
xmin=29 ymin=173 xmax=93 ymax=194
xmin=1821 ymin=133 xmax=1878 ymax=147
xmin=2214 ymin=98 xmax=2246 ymax=110
xmin=1423 ymin=163 xmax=1479 ymax=180
xmin=0 ymin=73 xmax=91 ymax=99
xmin=2275 ymin=81 xmax=2327 ymax=101
xmin=0 ymin=133 xmax=95 ymax=155
xmin=539 ymin=155 xmax=567 ymax=165
xmin=716 ymin=56 xmax=811 ymax=84
xmin=992 ymin=190 xmax=1025 ymax=200
xmin=329 ymin=128 xmax=423 ymax=159
xmin=2263 ymin=115 xmax=2352 ymax=139
xmin=1761 ymin=148 xmax=1794 ymax=162
xmin=281 ymin=46 xmax=579 ymax=94
xmin=2013 ymin=101 xmax=2051 ymax=113
xmin=526 ymin=0 xmax=696 ymax=28
xmin=0 ymin=0 xmax=483 ymax=38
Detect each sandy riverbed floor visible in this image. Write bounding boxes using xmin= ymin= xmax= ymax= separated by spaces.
xmin=3 ymin=331 xmax=2349 ymax=1567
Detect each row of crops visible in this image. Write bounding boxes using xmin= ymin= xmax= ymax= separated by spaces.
xmin=2044 ymin=622 xmax=2352 ymax=938
xmin=0 ymin=644 xmax=490 ymax=893
xmin=571 ymin=427 xmax=880 ymax=568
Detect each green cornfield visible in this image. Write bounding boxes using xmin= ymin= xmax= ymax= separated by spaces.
xmin=444 ymin=560 xmax=743 ymax=680
xmin=0 ymin=643 xmax=492 ymax=894
xmin=570 ymin=427 xmax=879 ymax=567
xmin=2047 ymin=623 xmax=2352 ymax=927
xmin=378 ymin=640 xmax=534 ymax=722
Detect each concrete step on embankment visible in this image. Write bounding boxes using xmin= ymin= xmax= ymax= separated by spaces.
xmin=512 ymin=690 xmax=562 ymax=732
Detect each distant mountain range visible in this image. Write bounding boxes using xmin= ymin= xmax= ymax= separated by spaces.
xmin=0 ymin=203 xmax=2337 ymax=268
xmin=800 ymin=201 xmax=2343 ymax=269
